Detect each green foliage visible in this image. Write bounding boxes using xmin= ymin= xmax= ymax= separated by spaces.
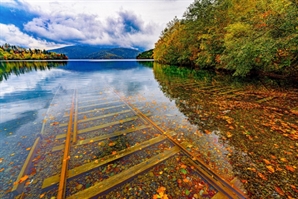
xmin=136 ymin=49 xmax=154 ymax=59
xmin=154 ymin=0 xmax=298 ymax=77
xmin=0 ymin=44 xmax=68 ymax=60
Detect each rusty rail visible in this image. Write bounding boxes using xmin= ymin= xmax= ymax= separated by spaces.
xmin=57 ymin=90 xmax=75 ymax=199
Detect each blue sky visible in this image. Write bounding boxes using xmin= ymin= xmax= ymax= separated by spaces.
xmin=0 ymin=0 xmax=193 ymax=50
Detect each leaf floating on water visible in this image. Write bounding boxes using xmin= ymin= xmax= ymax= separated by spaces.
xmin=274 ymin=186 xmax=284 ymax=196
xmin=0 ymin=168 xmax=4 ymax=172
xmin=39 ymin=193 xmax=45 ymax=198
xmin=26 ymin=147 xmax=31 ymax=151
xmin=83 ymin=115 xmax=87 ymax=120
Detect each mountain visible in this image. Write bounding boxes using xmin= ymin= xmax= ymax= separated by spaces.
xmin=49 ymin=45 xmax=140 ymax=59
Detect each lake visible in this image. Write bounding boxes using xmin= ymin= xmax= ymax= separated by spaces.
xmin=0 ymin=60 xmax=297 ymax=199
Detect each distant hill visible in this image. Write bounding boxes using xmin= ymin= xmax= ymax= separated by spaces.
xmin=49 ymin=45 xmax=140 ymax=59
xmin=136 ymin=49 xmax=154 ymax=59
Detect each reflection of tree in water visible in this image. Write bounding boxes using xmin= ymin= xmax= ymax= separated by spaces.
xmin=153 ymin=63 xmax=298 ymax=198
xmin=137 ymin=61 xmax=153 ymax=68
xmin=0 ymin=61 xmax=67 ymax=81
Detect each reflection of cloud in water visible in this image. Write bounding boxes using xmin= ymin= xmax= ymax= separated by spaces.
xmin=0 ymin=69 xmax=70 ymax=123
xmin=0 ymin=69 xmax=70 ymax=97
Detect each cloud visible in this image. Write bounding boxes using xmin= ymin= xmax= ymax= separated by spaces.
xmin=0 ymin=0 xmax=194 ymax=50
xmin=0 ymin=23 xmax=66 ymax=49
xmin=23 ymin=10 xmax=160 ymax=49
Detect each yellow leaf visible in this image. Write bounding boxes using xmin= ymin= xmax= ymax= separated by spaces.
xmin=266 ymin=165 xmax=275 ymax=173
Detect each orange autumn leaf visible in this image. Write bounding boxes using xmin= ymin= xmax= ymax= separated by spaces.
xmin=157 ymin=186 xmax=166 ymax=193
xmin=180 ymin=164 xmax=187 ymax=169
xmin=109 ymin=142 xmax=116 ymax=146
xmin=290 ymin=185 xmax=298 ymax=193
xmin=112 ymin=151 xmax=117 ymax=155
xmin=285 ymin=165 xmax=295 ymax=172
xmin=274 ymin=186 xmax=284 ymax=196
xmin=0 ymin=168 xmax=4 ymax=172
xmin=18 ymin=175 xmax=29 ymax=183
xmin=32 ymin=155 xmax=41 ymax=162
xmin=51 ymin=121 xmax=59 ymax=126
xmin=83 ymin=115 xmax=87 ymax=120
xmin=257 ymin=172 xmax=267 ymax=181
xmin=263 ymin=159 xmax=271 ymax=165
xmin=26 ymin=147 xmax=31 ymax=151
xmin=226 ymin=132 xmax=233 ymax=138
xmin=40 ymin=193 xmax=45 ymax=198
xmin=266 ymin=165 xmax=275 ymax=173
xmin=204 ymin=130 xmax=211 ymax=134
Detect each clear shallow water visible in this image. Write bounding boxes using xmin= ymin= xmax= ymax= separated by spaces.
xmin=0 ymin=60 xmax=297 ymax=198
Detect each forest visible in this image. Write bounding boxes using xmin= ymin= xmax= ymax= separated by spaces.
xmin=154 ymin=0 xmax=298 ymax=77
xmin=0 ymin=44 xmax=68 ymax=60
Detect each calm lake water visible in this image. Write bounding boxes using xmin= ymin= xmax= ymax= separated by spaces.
xmin=0 ymin=60 xmax=297 ymax=198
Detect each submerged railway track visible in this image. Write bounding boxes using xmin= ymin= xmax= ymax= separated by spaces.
xmin=11 ymin=87 xmax=248 ymax=199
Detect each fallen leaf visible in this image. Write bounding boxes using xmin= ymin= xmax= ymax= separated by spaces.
xmin=290 ymin=185 xmax=298 ymax=193
xmin=50 ymin=121 xmax=59 ymax=126
xmin=0 ymin=168 xmax=4 ymax=172
xmin=26 ymin=147 xmax=31 ymax=151
xmin=18 ymin=175 xmax=29 ymax=183
xmin=274 ymin=186 xmax=284 ymax=196
xmin=263 ymin=159 xmax=271 ymax=165
xmin=266 ymin=165 xmax=275 ymax=173
xmin=226 ymin=132 xmax=233 ymax=138
xmin=257 ymin=172 xmax=267 ymax=181
xmin=109 ymin=142 xmax=116 ymax=146
xmin=40 ymin=193 xmax=45 ymax=198
xmin=285 ymin=165 xmax=295 ymax=172
xmin=157 ymin=186 xmax=166 ymax=193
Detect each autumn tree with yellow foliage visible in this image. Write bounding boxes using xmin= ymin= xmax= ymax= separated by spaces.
xmin=154 ymin=0 xmax=298 ymax=77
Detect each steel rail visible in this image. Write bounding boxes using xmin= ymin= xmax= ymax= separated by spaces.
xmin=57 ymin=90 xmax=75 ymax=199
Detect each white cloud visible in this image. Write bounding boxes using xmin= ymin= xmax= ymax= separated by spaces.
xmin=23 ymin=10 xmax=161 ymax=49
xmin=0 ymin=23 xmax=67 ymax=50
xmin=1 ymin=0 xmax=194 ymax=49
